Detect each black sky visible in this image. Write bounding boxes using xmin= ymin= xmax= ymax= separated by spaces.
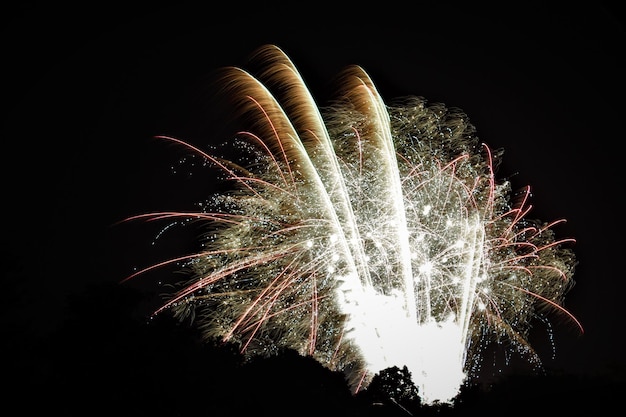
xmin=3 ymin=2 xmax=625 ymax=411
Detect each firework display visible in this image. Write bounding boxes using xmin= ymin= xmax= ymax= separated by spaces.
xmin=123 ymin=44 xmax=581 ymax=404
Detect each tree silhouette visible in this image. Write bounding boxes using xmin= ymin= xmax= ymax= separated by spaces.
xmin=355 ymin=365 xmax=422 ymax=416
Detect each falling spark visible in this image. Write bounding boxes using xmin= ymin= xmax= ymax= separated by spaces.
xmin=122 ymin=44 xmax=582 ymax=405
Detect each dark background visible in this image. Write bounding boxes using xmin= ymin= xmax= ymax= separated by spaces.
xmin=3 ymin=3 xmax=624 ymax=415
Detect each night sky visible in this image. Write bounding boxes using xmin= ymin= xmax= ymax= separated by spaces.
xmin=3 ymin=3 xmax=625 ymax=415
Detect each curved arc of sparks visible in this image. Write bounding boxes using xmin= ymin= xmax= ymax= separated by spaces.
xmin=481 ymin=309 xmax=543 ymax=363
xmin=120 ymin=211 xmax=247 ymax=226
xmin=457 ymin=212 xmax=487 ymax=354
xmin=120 ymin=252 xmax=211 ymax=284
xmin=153 ymin=243 xmax=304 ymax=316
xmin=224 ymin=245 xmax=331 ymax=340
xmin=333 ymin=65 xmax=416 ymax=320
xmin=235 ymin=49 xmax=404 ymax=352
xmin=212 ymin=70 xmax=375 ymax=332
xmin=499 ymin=281 xmax=584 ymax=334
xmin=481 ymin=143 xmax=497 ymax=219
xmin=120 ymin=242 xmax=280 ymax=284
xmin=152 ymin=134 xmax=265 ymax=198
xmin=247 ymin=46 xmax=377 ymax=294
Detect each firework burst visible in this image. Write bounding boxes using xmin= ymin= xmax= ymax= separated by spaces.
xmin=122 ymin=44 xmax=582 ymax=404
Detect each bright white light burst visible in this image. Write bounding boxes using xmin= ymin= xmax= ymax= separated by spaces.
xmin=123 ymin=45 xmax=582 ymax=405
